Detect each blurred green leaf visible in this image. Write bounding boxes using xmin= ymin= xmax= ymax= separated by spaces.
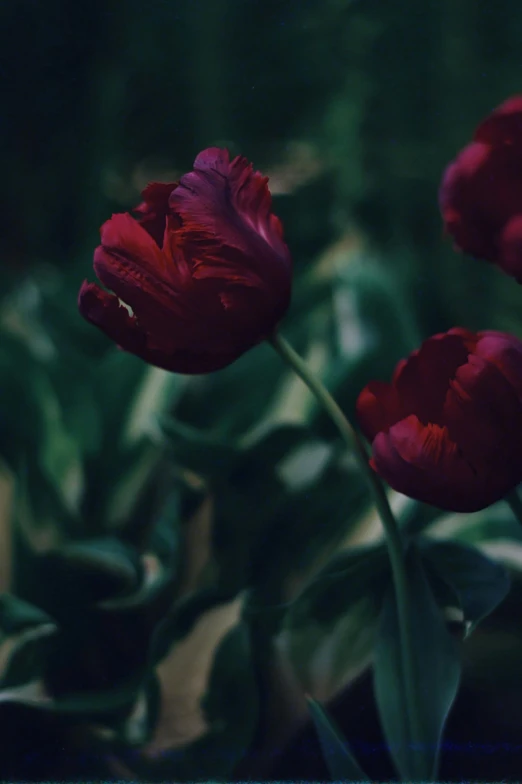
xmin=400 ymin=499 xmax=447 ymax=538
xmin=419 ymin=538 xmax=510 ymax=633
xmin=150 ymin=588 xmax=236 ymax=665
xmin=161 ymin=417 xmax=240 ymax=478
xmin=373 ymin=544 xmax=461 ymax=783
xmin=133 ymin=620 xmax=258 ymax=781
xmin=285 ymin=544 xmax=389 ymax=629
xmin=0 ymin=669 xmax=144 ymax=718
xmin=24 ymin=538 xmax=144 ymax=618
xmin=37 ymin=376 xmax=84 ymax=513
xmin=0 ymin=335 xmax=47 ymax=467
xmin=241 ymin=422 xmax=318 ymax=465
xmin=50 ymin=368 xmax=102 ymax=455
xmin=56 ymin=538 xmax=143 ymax=591
xmin=14 ymin=454 xmax=82 ymax=552
xmin=248 ymin=459 xmax=370 ymax=596
xmin=282 ymin=545 xmax=387 ymax=696
xmin=0 ymin=335 xmax=83 ymax=516
xmin=0 ymin=595 xmax=54 ymax=637
xmin=146 ymin=489 xmax=182 ymax=571
xmin=0 ymin=623 xmax=57 ymax=690
xmin=103 ymin=440 xmax=161 ymax=530
xmin=425 ymin=501 xmax=522 ymax=546
xmin=313 ymin=254 xmax=421 ymax=437
xmin=201 ymin=621 xmax=258 ymax=753
xmin=92 ymin=350 xmax=149 ymax=444
xmin=160 ymin=423 xmax=365 ymax=614
xmin=307 ymin=695 xmax=370 ymax=782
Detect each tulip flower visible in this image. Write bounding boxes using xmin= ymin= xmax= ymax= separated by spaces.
xmin=439 ymin=95 xmax=522 ymax=282
xmin=356 ymin=327 xmax=522 ymax=512
xmin=78 ymin=148 xmax=292 ymax=374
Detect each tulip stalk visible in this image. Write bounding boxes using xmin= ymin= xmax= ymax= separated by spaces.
xmin=269 ymin=332 xmax=423 ymax=770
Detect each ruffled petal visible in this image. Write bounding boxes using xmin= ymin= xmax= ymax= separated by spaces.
xmin=78 ymin=281 xmax=147 ymax=353
xmin=446 ymin=326 xmax=480 ymax=348
xmin=356 ymin=381 xmax=405 ymax=442
xmin=77 ymin=281 xmax=242 ymax=374
xmin=99 ymin=213 xmax=177 ymax=282
xmin=392 ymin=331 xmax=469 ymax=424
xmin=371 ymin=416 xmax=501 ymax=512
xmin=443 ymin=353 xmax=522 ymax=472
xmin=133 ymin=181 xmax=178 ymax=247
xmin=476 ymin=330 xmax=522 ymax=399
xmin=169 ymin=148 xmax=292 ymax=290
xmin=93 ymin=214 xmax=200 ymax=342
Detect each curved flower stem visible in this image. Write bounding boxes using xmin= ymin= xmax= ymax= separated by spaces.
xmin=269 ymin=332 xmax=422 ymax=760
xmin=506 ymin=489 xmax=522 ymax=527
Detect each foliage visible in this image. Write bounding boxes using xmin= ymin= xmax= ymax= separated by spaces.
xmin=2 ymin=1 xmax=522 ymax=782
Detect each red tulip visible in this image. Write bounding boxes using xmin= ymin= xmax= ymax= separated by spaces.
xmin=78 ymin=148 xmax=292 ymax=374
xmin=356 ymin=328 xmax=522 ymax=512
xmin=439 ymin=95 xmax=522 ymax=282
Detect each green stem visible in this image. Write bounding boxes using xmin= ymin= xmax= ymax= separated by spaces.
xmin=507 ymin=489 xmax=522 ymax=527
xmin=269 ymin=332 xmax=422 ymax=761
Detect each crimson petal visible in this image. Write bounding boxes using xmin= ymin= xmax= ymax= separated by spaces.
xmin=373 ymin=416 xmax=491 ymax=512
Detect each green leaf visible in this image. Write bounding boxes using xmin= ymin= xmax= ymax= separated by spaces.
xmin=104 ymin=440 xmax=160 ymax=529
xmin=400 ymin=500 xmax=447 ymax=538
xmin=36 ymin=374 xmax=85 ymax=514
xmin=419 ymin=537 xmax=510 ymax=632
xmin=122 ymin=364 xmax=186 ymax=447
xmin=93 ymin=350 xmax=148 ymax=442
xmin=419 ymin=502 xmax=522 ymax=546
xmin=285 ymin=544 xmax=389 ymax=629
xmin=56 ymin=538 xmax=143 ymax=590
xmin=0 ymin=670 xmax=144 ymax=717
xmin=313 ymin=254 xmax=420 ymax=439
xmin=0 ymin=334 xmax=83 ymax=515
xmin=373 ymin=544 xmax=461 ymax=782
xmin=11 ymin=456 xmax=87 ymax=589
xmin=160 ymin=417 xmax=240 ymax=478
xmin=245 ymin=458 xmax=370 ymax=597
xmin=27 ymin=538 xmax=144 ymax=617
xmin=282 ymin=546 xmax=387 ymax=698
xmin=173 ymin=621 xmax=258 ymax=778
xmin=241 ymin=422 xmax=318 ymax=467
xmin=130 ymin=619 xmax=258 ymax=782
xmin=0 ymin=335 xmax=46 ymax=467
xmin=0 ymin=623 xmax=57 ymax=689
xmin=150 ymin=588 xmax=237 ymax=664
xmin=307 ymin=696 xmax=370 ymax=782
xmin=172 ymin=425 xmax=365 ymax=608
xmin=0 ymin=595 xmax=54 ymax=637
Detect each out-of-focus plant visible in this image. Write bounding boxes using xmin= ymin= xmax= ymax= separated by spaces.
xmin=0 ymin=168 xmax=383 ymax=780
xmin=3 ymin=3 xmax=522 ymax=766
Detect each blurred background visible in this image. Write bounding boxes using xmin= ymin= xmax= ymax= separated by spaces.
xmin=1 ymin=0 xmax=522 ymax=781
xmin=4 ymin=0 xmax=522 ymax=438
xmin=3 ymin=0 xmax=522 ymax=335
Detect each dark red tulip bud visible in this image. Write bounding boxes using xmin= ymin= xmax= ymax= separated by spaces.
xmin=439 ymin=95 xmax=522 ymax=282
xmin=356 ymin=328 xmax=522 ymax=512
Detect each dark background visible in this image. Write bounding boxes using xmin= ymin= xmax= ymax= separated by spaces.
xmin=2 ymin=0 xmax=522 ymax=336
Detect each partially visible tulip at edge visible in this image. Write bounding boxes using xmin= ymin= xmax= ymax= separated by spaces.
xmin=356 ymin=327 xmax=522 ymax=512
xmin=439 ymin=94 xmax=522 ymax=282
xmin=78 ymin=147 xmax=292 ymax=374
